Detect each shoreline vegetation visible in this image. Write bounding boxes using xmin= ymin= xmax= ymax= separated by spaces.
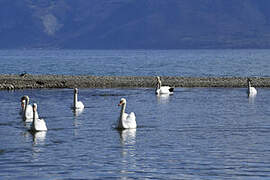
xmin=0 ymin=74 xmax=270 ymax=90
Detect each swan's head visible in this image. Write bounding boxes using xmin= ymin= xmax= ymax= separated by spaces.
xmin=156 ymin=76 xmax=162 ymax=84
xmin=21 ymin=95 xmax=29 ymax=104
xmin=118 ymin=98 xmax=126 ymax=106
xmin=21 ymin=99 xmax=26 ymax=109
xmin=32 ymin=103 xmax=37 ymax=112
xmin=25 ymin=95 xmax=30 ymax=101
xmin=247 ymin=78 xmax=252 ymax=86
xmin=21 ymin=95 xmax=27 ymax=102
xmin=74 ymin=88 xmax=78 ymax=94
xmin=21 ymin=96 xmax=27 ymax=107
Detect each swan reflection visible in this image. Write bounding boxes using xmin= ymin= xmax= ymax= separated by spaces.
xmin=119 ymin=129 xmax=136 ymax=145
xmin=31 ymin=131 xmax=47 ymax=145
xmin=156 ymin=94 xmax=170 ymax=104
xmin=118 ymin=129 xmax=137 ymax=179
xmin=248 ymin=95 xmax=256 ymax=104
xmin=73 ymin=108 xmax=84 ymax=116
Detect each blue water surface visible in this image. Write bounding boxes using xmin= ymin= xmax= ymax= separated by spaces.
xmin=0 ymin=88 xmax=270 ymax=179
xmin=1 ymin=49 xmax=270 ymax=179
xmin=0 ymin=49 xmax=269 ymax=77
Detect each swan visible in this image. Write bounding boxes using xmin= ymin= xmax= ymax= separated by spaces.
xmin=155 ymin=76 xmax=174 ymax=95
xmin=22 ymin=96 xmax=38 ymax=122
xmin=73 ymin=88 xmax=84 ymax=110
xmin=31 ymin=103 xmax=47 ymax=132
xmin=247 ymin=78 xmax=257 ymax=97
xmin=118 ymin=98 xmax=137 ymax=129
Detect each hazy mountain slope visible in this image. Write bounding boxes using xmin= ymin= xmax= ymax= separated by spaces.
xmin=1 ymin=0 xmax=270 ymax=49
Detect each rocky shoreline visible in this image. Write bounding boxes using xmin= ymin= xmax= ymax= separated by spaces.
xmin=0 ymin=74 xmax=270 ymax=90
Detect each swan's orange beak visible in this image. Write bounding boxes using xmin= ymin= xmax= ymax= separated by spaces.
xmin=118 ymin=101 xmax=123 ymax=106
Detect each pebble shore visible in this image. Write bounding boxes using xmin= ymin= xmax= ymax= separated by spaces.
xmin=0 ymin=74 xmax=270 ymax=90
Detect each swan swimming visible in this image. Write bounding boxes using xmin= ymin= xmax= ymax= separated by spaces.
xmin=247 ymin=78 xmax=257 ymax=97
xmin=155 ymin=76 xmax=174 ymax=95
xmin=73 ymin=88 xmax=84 ymax=110
xmin=22 ymin=96 xmax=38 ymax=122
xmin=31 ymin=103 xmax=47 ymax=132
xmin=118 ymin=98 xmax=137 ymax=129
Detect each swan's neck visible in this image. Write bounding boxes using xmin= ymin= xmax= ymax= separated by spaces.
xmin=32 ymin=109 xmax=36 ymax=128
xmin=23 ymin=104 xmax=26 ymax=120
xmin=74 ymin=92 xmax=77 ymax=108
xmin=248 ymin=81 xmax=251 ymax=93
xmin=23 ymin=99 xmax=29 ymax=120
xmin=121 ymin=103 xmax=126 ymax=118
xmin=119 ymin=103 xmax=126 ymax=128
xmin=156 ymin=80 xmax=161 ymax=90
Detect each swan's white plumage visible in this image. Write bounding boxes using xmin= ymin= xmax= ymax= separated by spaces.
xmin=74 ymin=88 xmax=84 ymax=110
xmin=118 ymin=98 xmax=137 ymax=129
xmin=21 ymin=96 xmax=38 ymax=122
xmin=155 ymin=76 xmax=174 ymax=95
xmin=75 ymin=101 xmax=84 ymax=109
xmin=31 ymin=103 xmax=47 ymax=132
xmin=247 ymin=79 xmax=257 ymax=97
xmin=24 ymin=104 xmax=34 ymax=121
xmin=248 ymin=87 xmax=257 ymax=96
xmin=31 ymin=118 xmax=47 ymax=131
xmin=156 ymin=86 xmax=173 ymax=94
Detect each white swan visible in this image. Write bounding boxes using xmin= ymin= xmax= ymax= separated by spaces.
xmin=22 ymin=96 xmax=38 ymax=122
xmin=155 ymin=76 xmax=174 ymax=95
xmin=73 ymin=88 xmax=84 ymax=110
xmin=118 ymin=98 xmax=137 ymax=129
xmin=247 ymin=78 xmax=257 ymax=97
xmin=31 ymin=103 xmax=47 ymax=132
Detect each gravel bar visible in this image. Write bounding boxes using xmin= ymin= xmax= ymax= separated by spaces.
xmin=0 ymin=74 xmax=270 ymax=90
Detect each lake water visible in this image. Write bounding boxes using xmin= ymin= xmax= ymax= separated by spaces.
xmin=0 ymin=49 xmax=270 ymax=77
xmin=0 ymin=87 xmax=270 ymax=179
xmin=0 ymin=49 xmax=270 ymax=179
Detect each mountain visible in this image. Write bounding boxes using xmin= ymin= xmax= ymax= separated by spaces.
xmin=1 ymin=0 xmax=270 ymax=49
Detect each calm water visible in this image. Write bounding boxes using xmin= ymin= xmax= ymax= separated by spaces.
xmin=0 ymin=49 xmax=270 ymax=77
xmin=0 ymin=88 xmax=270 ymax=179
xmin=1 ymin=49 xmax=270 ymax=179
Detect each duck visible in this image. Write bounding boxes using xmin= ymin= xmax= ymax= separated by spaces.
xmin=155 ymin=76 xmax=174 ymax=95
xmin=30 ymin=103 xmax=47 ymax=132
xmin=118 ymin=98 xmax=137 ymax=129
xmin=73 ymin=88 xmax=84 ymax=110
xmin=247 ymin=78 xmax=257 ymax=97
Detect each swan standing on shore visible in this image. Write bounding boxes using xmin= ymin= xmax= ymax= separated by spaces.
xmin=22 ymin=96 xmax=38 ymax=122
xmin=155 ymin=76 xmax=174 ymax=95
xmin=118 ymin=98 xmax=136 ymax=129
xmin=73 ymin=88 xmax=84 ymax=110
xmin=247 ymin=78 xmax=257 ymax=97
xmin=31 ymin=103 xmax=47 ymax=132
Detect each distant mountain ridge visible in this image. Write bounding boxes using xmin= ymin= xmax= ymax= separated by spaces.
xmin=1 ymin=0 xmax=270 ymax=49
